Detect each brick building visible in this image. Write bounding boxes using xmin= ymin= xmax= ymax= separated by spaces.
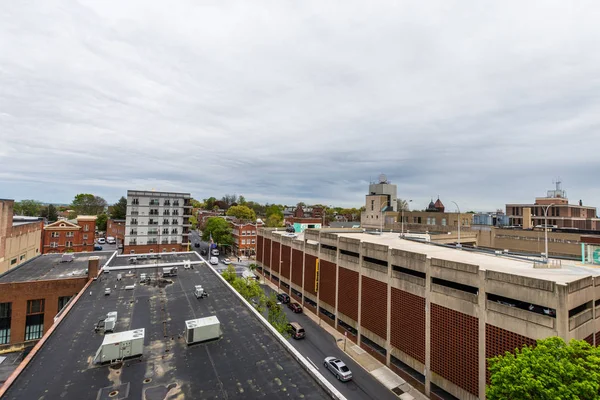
xmin=125 ymin=190 xmax=192 ymax=253
xmin=41 ymin=216 xmax=97 ymax=254
xmin=106 ymin=219 xmax=125 ymax=243
xmin=0 ymin=252 xmax=111 ymax=348
xmin=0 ymin=200 xmax=44 ymax=274
xmin=506 ymin=181 xmax=599 ymax=230
xmin=257 ymin=228 xmax=600 ymax=400
xmin=230 ymin=221 xmax=263 ymax=257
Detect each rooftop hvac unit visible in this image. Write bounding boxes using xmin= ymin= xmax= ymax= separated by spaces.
xmin=104 ymin=317 xmax=116 ymax=332
xmin=94 ymin=328 xmax=145 ymax=364
xmin=185 ymin=316 xmax=221 ymax=344
xmin=107 ymin=311 xmax=118 ymax=320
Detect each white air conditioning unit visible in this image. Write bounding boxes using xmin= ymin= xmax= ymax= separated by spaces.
xmin=94 ymin=328 xmax=144 ymax=363
xmin=185 ymin=316 xmax=221 ymax=344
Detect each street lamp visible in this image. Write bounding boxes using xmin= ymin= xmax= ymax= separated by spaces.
xmin=401 ymin=200 xmax=413 ymax=237
xmin=542 ymin=203 xmax=555 ymax=263
xmin=451 ymin=201 xmax=461 ymax=248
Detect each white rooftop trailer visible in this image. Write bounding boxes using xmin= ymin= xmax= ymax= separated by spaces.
xmin=185 ymin=316 xmax=220 ymax=344
xmin=94 ymin=328 xmax=145 ymax=363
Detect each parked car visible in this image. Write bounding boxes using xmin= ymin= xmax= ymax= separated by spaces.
xmin=104 ymin=288 xmax=111 ymax=296
xmin=97 ymin=238 xmax=106 ymax=244
xmin=288 ymin=322 xmax=305 ymax=339
xmin=288 ymin=302 xmax=302 ymax=313
xmin=323 ymin=357 xmax=352 ymax=382
xmin=94 ymin=244 xmax=103 ymax=251
xmin=211 ymin=249 xmax=219 ymax=256
xmin=194 ymin=242 xmax=200 ymax=248
xmin=277 ymin=293 xmax=290 ymax=304
xmin=106 ymin=236 xmax=116 ymax=244
xmin=223 ymin=258 xmax=232 ymax=265
xmin=200 ymin=249 xmax=207 ymax=256
xmin=209 ymin=257 xmax=219 ymax=265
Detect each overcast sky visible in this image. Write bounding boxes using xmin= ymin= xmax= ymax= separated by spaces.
xmin=1 ymin=1 xmax=599 ymax=212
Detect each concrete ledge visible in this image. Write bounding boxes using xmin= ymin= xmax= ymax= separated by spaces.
xmin=569 ymin=308 xmax=593 ymax=331
xmin=431 ymin=283 xmax=478 ymax=304
xmin=487 ymin=300 xmax=555 ymax=329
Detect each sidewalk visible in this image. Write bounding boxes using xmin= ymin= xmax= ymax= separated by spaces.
xmin=261 ymin=278 xmax=428 ymax=400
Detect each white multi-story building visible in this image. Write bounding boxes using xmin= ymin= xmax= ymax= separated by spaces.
xmin=125 ymin=190 xmax=192 ymax=253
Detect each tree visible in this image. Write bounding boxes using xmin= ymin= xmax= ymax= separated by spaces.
xmin=71 ymin=194 xmax=107 ymax=215
xmin=247 ymin=201 xmax=266 ymax=217
xmin=397 ymin=199 xmax=410 ymax=211
xmin=267 ymin=293 xmax=291 ymax=337
xmin=189 ymin=215 xmax=198 ymax=230
xmin=201 ymin=217 xmax=233 ymax=248
xmin=487 ymin=337 xmax=600 ymax=400
xmin=96 ymin=213 xmax=108 ymax=231
xmin=265 ymin=214 xmax=284 ymax=227
xmin=47 ymin=204 xmax=58 ymax=222
xmin=204 ymin=197 xmax=217 ymax=210
xmin=13 ymin=200 xmax=42 ymax=216
xmin=110 ymin=196 xmax=127 ymax=220
xmin=190 ymin=198 xmax=203 ymax=208
xmin=238 ymin=195 xmax=247 ymax=206
xmin=226 ymin=205 xmax=256 ymax=221
xmin=266 ymin=204 xmax=283 ymax=219
xmin=221 ymin=194 xmax=238 ymax=208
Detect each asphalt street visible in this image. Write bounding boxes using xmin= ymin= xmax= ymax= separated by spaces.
xmin=261 ymin=285 xmax=398 ymax=400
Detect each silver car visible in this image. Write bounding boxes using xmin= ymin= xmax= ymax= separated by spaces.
xmin=324 ymin=357 xmax=352 ymax=381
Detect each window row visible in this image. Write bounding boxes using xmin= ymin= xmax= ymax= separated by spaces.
xmin=50 ymin=231 xmax=76 ymax=238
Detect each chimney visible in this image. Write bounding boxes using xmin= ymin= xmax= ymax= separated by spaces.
xmin=88 ymin=256 xmax=100 ymax=279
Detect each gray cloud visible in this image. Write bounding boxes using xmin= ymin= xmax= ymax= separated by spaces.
xmin=1 ymin=0 xmax=600 ymax=211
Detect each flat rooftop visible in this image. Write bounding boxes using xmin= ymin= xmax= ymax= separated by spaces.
xmin=1 ymin=253 xmax=330 ymax=399
xmin=273 ymin=230 xmax=600 ymax=285
xmin=0 ymin=252 xmax=114 ymax=283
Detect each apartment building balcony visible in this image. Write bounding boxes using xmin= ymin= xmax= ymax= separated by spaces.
xmin=129 ymin=240 xmax=137 ymax=245
xmin=170 ymin=240 xmax=179 ymax=244
xmin=147 ymin=239 xmax=158 ymax=245
xmin=148 ymin=230 xmax=159 ymax=236
xmin=149 ymin=200 xmax=160 ymax=206
xmin=161 ymin=239 xmax=169 ymax=244
xmin=128 ymin=211 xmax=139 ymax=216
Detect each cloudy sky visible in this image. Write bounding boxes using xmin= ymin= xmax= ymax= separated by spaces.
xmin=1 ymin=1 xmax=600 ymax=211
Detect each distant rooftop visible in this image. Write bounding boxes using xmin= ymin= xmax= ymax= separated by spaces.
xmin=1 ymin=252 xmax=330 ymax=399
xmin=0 ymin=252 xmax=114 ymax=283
xmin=127 ymin=189 xmax=191 ymax=198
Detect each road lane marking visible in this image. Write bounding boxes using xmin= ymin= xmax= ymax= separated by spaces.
xmin=306 ymin=357 xmax=319 ymax=370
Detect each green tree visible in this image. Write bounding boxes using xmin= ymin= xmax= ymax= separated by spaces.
xmin=110 ymin=196 xmax=127 ymax=220
xmin=266 ymin=204 xmax=283 ymax=219
xmin=238 ymin=195 xmax=247 ymax=206
xmin=71 ymin=194 xmax=107 ymax=215
xmin=204 ymin=197 xmax=217 ymax=210
xmin=226 ymin=205 xmax=256 ymax=221
xmin=13 ymin=200 xmax=42 ymax=216
xmin=247 ymin=201 xmax=266 ymax=217
xmin=487 ymin=337 xmax=600 ymax=400
xmin=267 ymin=293 xmax=291 ymax=337
xmin=47 ymin=204 xmax=58 ymax=222
xmin=190 ymin=198 xmax=203 ymax=208
xmin=189 ymin=215 xmax=198 ymax=229
xmin=201 ymin=217 xmax=233 ymax=248
xmin=265 ymin=214 xmax=284 ymax=227
xmin=96 ymin=213 xmax=108 ymax=231
xmin=222 ymin=194 xmax=238 ymax=208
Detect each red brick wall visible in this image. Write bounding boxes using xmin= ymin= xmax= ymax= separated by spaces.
xmin=291 ymin=249 xmax=303 ymax=286
xmin=485 ymin=324 xmax=537 ymax=383
xmin=257 ymin=236 xmax=264 ymax=263
xmin=319 ymin=312 xmax=335 ymax=327
xmin=391 ymin=288 xmax=425 ymax=364
xmin=360 ymin=276 xmax=387 ymax=340
xmin=264 ymin=239 xmax=272 ymax=268
xmin=596 ymin=331 xmax=600 ymax=346
xmin=107 ymin=220 xmax=125 ymax=241
xmin=281 ymin=245 xmax=291 ymax=279
xmin=584 ymin=333 xmax=594 ymax=346
xmin=431 ymin=304 xmax=479 ymax=396
xmin=271 ymin=241 xmax=281 ymax=275
xmin=303 ymin=254 xmax=317 ymax=296
xmin=337 ymin=267 xmax=359 ymax=321
xmin=0 ymin=277 xmax=88 ymax=345
xmin=318 ymin=260 xmax=336 ymax=308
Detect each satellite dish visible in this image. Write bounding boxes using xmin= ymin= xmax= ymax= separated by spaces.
xmin=378 ymin=173 xmax=387 ymax=183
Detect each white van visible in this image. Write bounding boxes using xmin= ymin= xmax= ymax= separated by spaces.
xmin=211 ymin=249 xmax=219 ymax=256
xmin=106 ymin=236 xmax=116 ymax=244
xmin=97 ymin=238 xmax=106 ymax=244
xmin=209 ymin=257 xmax=219 ymax=265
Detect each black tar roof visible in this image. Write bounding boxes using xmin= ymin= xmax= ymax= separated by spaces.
xmin=107 ymin=252 xmax=203 ymax=268
xmin=2 ymin=254 xmax=330 ymax=400
xmin=0 ymin=252 xmax=114 ymax=283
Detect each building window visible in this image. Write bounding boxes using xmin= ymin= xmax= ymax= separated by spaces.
xmin=242 ymin=239 xmax=246 ymax=245
xmin=130 ymin=250 xmax=135 ymax=254
xmin=427 ymin=218 xmax=431 ymax=225
xmin=252 ymin=231 xmax=256 ymax=235
xmin=51 ymin=232 xmax=60 ymax=238
xmin=442 ymin=218 xmax=446 ymax=226
xmin=65 ymin=241 xmax=73 ymax=248
xmin=25 ymin=299 xmax=45 ymax=341
xmin=371 ymin=200 xmax=375 ymax=211
xmin=84 ymin=225 xmax=89 ymax=232
xmin=172 ymin=219 xmax=177 ymax=225
xmin=66 ymin=232 xmax=74 ymax=237
xmin=58 ymin=296 xmax=72 ymax=313
xmin=50 ymin=242 xmax=58 ymax=248
xmin=432 ymin=218 xmax=436 ymax=225
xmin=10 ymin=258 xmax=17 ymax=265
xmin=83 ymin=234 xmax=88 ymax=240
xmin=252 ymin=239 xmax=255 ymax=244
xmin=0 ymin=303 xmax=11 ymax=344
